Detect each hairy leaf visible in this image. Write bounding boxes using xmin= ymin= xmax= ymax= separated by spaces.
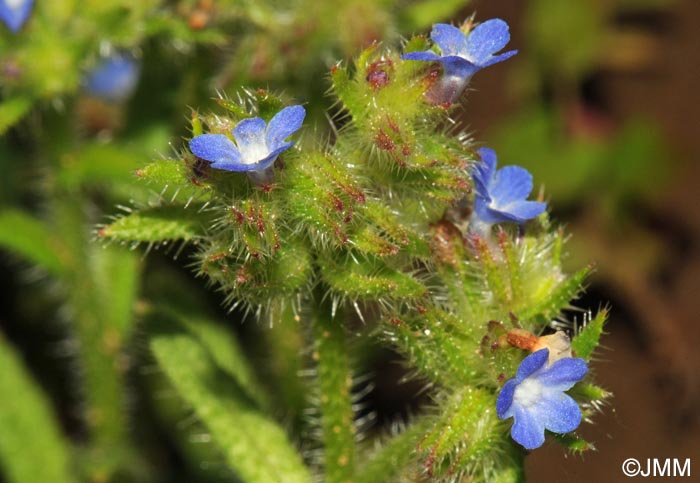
xmin=571 ymin=309 xmax=607 ymax=360
xmin=0 ymin=209 xmax=64 ymax=274
xmin=151 ymin=327 xmax=312 ymax=483
xmin=0 ymin=96 xmax=32 ymax=135
xmin=0 ymin=335 xmax=77 ymax=483
xmin=101 ymin=205 xmax=212 ymax=243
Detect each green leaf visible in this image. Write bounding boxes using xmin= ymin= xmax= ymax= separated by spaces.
xmin=570 ymin=383 xmax=611 ymax=402
xmin=150 ymin=327 xmax=313 ymax=483
xmin=520 ymin=266 xmax=592 ymax=320
xmin=0 ymin=96 xmax=32 ymax=135
xmin=156 ymin=306 xmax=270 ymax=410
xmin=100 ymin=205 xmax=211 ymax=243
xmin=571 ymin=309 xmax=606 ymax=360
xmin=0 ymin=209 xmax=64 ymax=274
xmin=417 ymin=388 xmax=519 ymax=481
xmin=0 ymin=335 xmax=77 ymax=483
xmin=319 ymin=253 xmax=426 ymax=300
xmin=383 ymin=307 xmax=481 ymax=387
xmin=135 ymin=159 xmax=193 ymax=186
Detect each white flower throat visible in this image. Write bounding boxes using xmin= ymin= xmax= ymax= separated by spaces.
xmin=239 ymin=134 xmax=269 ymax=165
xmin=513 ymin=377 xmax=544 ymax=408
xmin=7 ymin=0 xmax=26 ymax=10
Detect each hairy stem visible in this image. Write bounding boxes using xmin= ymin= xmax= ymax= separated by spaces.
xmin=312 ymin=299 xmax=356 ymax=483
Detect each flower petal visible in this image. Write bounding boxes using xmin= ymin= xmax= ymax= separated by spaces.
xmin=476 ymin=147 xmax=498 ymax=174
xmin=0 ymin=0 xmax=33 ymax=32
xmin=510 ymin=404 xmax=546 ymax=450
xmin=190 ymin=134 xmax=241 ymax=167
xmin=496 ymin=379 xmax=518 ymax=418
xmin=535 ymin=357 xmax=588 ymax=391
xmin=267 ymin=141 xmax=294 ymax=158
xmin=265 ymin=105 xmax=306 ymax=151
xmin=489 ymin=166 xmax=534 ymax=205
xmin=480 ymin=49 xmax=519 ymax=68
xmin=438 ymin=56 xmax=479 ymax=79
xmin=474 ymin=196 xmax=511 ymax=225
xmin=497 ymin=200 xmax=547 ymax=223
xmin=430 ymin=23 xmax=468 ymax=57
xmin=516 ymin=349 xmax=549 ymax=381
xmin=233 ymin=117 xmax=267 ymax=150
xmin=401 ymin=51 xmax=443 ymax=62
xmin=532 ymin=391 xmax=582 ymax=434
xmin=466 ymin=18 xmax=512 ymax=64
xmin=209 ymin=159 xmax=254 ymax=171
xmin=218 ymin=141 xmax=293 ymax=172
xmin=472 ymin=148 xmax=497 ymax=197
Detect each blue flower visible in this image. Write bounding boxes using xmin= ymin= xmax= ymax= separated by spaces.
xmin=189 ymin=105 xmax=306 ymax=172
xmin=471 ymin=147 xmax=546 ymax=226
xmin=402 ymin=19 xmax=517 ymax=80
xmin=84 ymin=53 xmax=141 ymax=103
xmin=0 ymin=0 xmax=33 ymax=32
xmin=496 ymin=349 xmax=588 ymax=450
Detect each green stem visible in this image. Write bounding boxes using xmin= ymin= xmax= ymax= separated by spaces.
xmin=261 ymin=301 xmax=307 ymax=430
xmin=56 ymin=200 xmax=132 ymax=475
xmin=312 ymin=298 xmax=356 ymax=483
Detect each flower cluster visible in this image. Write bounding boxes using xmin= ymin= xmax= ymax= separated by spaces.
xmin=189 ymin=105 xmax=306 ymax=173
xmin=496 ymin=349 xmax=588 ymax=449
xmin=190 ymin=19 xmax=517 ymax=173
xmin=0 ymin=0 xmax=33 ymax=32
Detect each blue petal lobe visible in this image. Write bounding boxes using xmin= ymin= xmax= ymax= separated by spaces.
xmin=516 ymin=349 xmax=549 ymax=381
xmin=511 ymin=404 xmax=545 ymax=450
xmin=0 ymin=0 xmax=33 ymax=32
xmin=209 ymin=159 xmax=252 ymax=171
xmin=190 ymin=134 xmax=241 ymax=166
xmin=472 ymin=148 xmax=497 ymax=196
xmin=439 ymin=56 xmax=479 ymax=79
xmin=211 ymin=158 xmax=266 ymax=172
xmin=480 ymin=49 xmax=519 ymax=68
xmin=233 ymin=117 xmax=267 ymax=150
xmin=216 ymin=142 xmax=293 ymax=173
xmin=536 ymin=358 xmax=588 ymax=390
xmin=476 ymin=147 xmax=498 ymax=177
xmin=466 ymin=18 xmax=511 ymax=64
xmin=472 ymin=173 xmax=489 ymax=199
xmin=497 ymin=200 xmax=547 ymax=222
xmin=265 ymin=105 xmax=305 ymax=151
xmin=402 ymin=51 xmax=443 ymax=62
xmin=533 ymin=391 xmax=582 ymax=434
xmin=490 ymin=165 xmax=534 ymax=205
xmin=430 ymin=23 xmax=468 ymax=57
xmin=496 ymin=379 xmax=518 ymax=418
xmin=267 ymin=141 xmax=294 ymax=158
xmin=474 ymin=197 xmax=515 ymax=225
